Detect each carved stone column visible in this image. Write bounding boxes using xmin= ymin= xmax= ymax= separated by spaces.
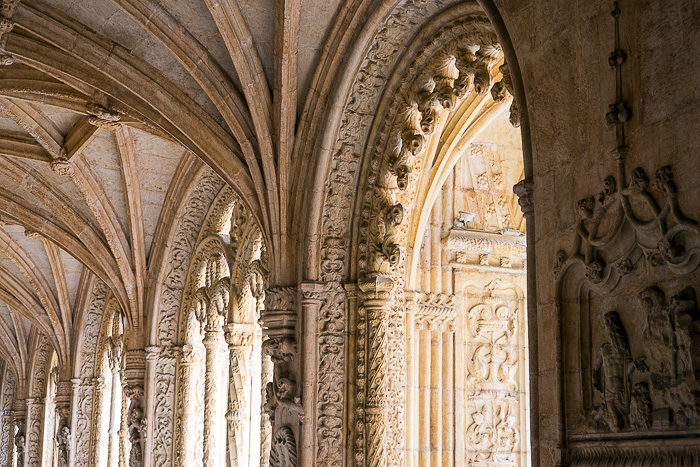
xmin=261 ymin=286 xmax=301 ymax=466
xmin=0 ymin=370 xmax=16 ymax=467
xmin=225 ymin=323 xmax=255 ymax=466
xmin=260 ymin=353 xmax=273 ymax=467
xmin=202 ymin=312 xmax=225 ymax=467
xmin=69 ymin=378 xmax=80 ymax=467
xmin=175 ymin=345 xmax=199 ymax=467
xmin=108 ymin=367 xmax=122 ymax=467
xmin=91 ymin=377 xmax=109 ymax=467
xmin=118 ymin=374 xmax=130 ymax=467
xmin=143 ymin=346 xmax=159 ymax=467
xmin=299 ymin=282 xmax=348 ymax=466
xmin=358 ymin=274 xmax=397 ymax=467
xmin=25 ymin=396 xmax=45 ymax=467
xmin=0 ymin=408 xmax=12 ymax=467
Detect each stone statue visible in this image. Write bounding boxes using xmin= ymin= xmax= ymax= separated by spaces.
xmin=15 ymin=433 xmax=24 ymax=466
xmin=56 ymin=426 xmax=71 ymax=467
xmin=128 ymin=406 xmax=145 ymax=467
xmin=593 ymin=311 xmax=647 ymax=432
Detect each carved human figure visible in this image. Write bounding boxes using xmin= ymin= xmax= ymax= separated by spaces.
xmin=668 ymin=286 xmax=700 ymax=382
xmin=593 ymin=311 xmax=646 ymax=432
xmin=629 ymin=382 xmax=652 ymax=430
xmin=639 ymin=287 xmax=676 ymax=398
xmin=128 ymin=406 xmax=145 ymax=467
xmin=15 ymin=433 xmax=24 ymax=466
xmin=55 ymin=425 xmax=71 ymax=467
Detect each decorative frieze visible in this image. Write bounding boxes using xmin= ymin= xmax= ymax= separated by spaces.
xmin=446 ymin=229 xmax=526 ymax=256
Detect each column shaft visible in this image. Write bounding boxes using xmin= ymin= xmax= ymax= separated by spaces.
xmin=419 ymin=328 xmax=431 ymax=467
xmin=442 ymin=331 xmax=454 ymax=466
xmin=203 ymin=330 xmax=224 ymax=467
xmin=176 ymin=346 xmax=198 ymax=467
xmin=430 ymin=329 xmax=442 ymax=466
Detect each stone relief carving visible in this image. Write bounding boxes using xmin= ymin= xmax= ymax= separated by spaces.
xmin=158 ymin=169 xmax=224 ymax=346
xmin=269 ymin=426 xmax=297 ymax=467
xmin=590 ymin=311 xmax=648 ymax=432
xmin=556 ymin=164 xmax=700 ymax=439
xmin=128 ymin=404 xmax=146 ymax=467
xmin=465 ymin=280 xmax=524 ymax=465
xmin=556 ymin=164 xmax=700 ymax=284
xmin=15 ymin=430 xmax=24 ymax=467
xmin=152 ymin=352 xmax=176 ymax=467
xmin=26 ymin=398 xmax=42 ymax=467
xmin=587 ymin=287 xmax=700 ymax=432
xmin=261 ymin=286 xmax=301 ymax=428
xmin=414 ymin=292 xmax=455 ymax=331
xmin=466 ymin=396 xmax=520 ymax=467
xmin=301 ymin=282 xmax=347 ymax=466
xmin=72 ymin=380 xmax=94 ymax=467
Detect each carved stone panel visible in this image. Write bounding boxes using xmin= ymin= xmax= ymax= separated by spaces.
xmin=556 ymin=164 xmax=700 ymax=463
xmin=463 ymin=279 xmax=526 ymax=466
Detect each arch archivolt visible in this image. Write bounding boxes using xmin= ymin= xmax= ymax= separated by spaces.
xmin=309 ymin=2 xmax=527 ymax=466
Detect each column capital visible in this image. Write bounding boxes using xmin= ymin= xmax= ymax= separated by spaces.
xmin=144 ymin=346 xmax=160 ymax=362
xmin=178 ymin=344 xmax=201 ymax=366
xmin=358 ymin=274 xmax=394 ymax=306
xmin=224 ymin=323 xmax=256 ymax=347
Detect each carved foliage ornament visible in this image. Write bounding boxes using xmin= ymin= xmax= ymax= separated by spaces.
xmin=358 ymin=18 xmax=516 ymax=277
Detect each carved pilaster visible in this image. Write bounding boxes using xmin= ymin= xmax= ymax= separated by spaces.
xmin=123 ymin=349 xmax=146 ymax=467
xmin=12 ymin=399 xmax=26 ymax=467
xmin=300 ymin=281 xmax=347 ymax=467
xmin=260 ymin=353 xmax=273 ymax=467
xmin=54 ymin=381 xmax=71 ymax=467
